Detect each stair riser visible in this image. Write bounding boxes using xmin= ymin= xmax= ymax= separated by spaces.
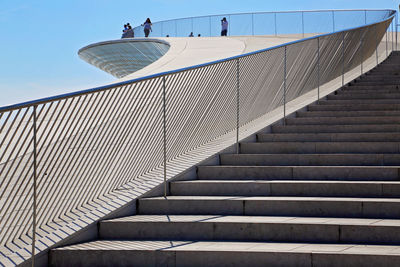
xmin=328 ymin=94 xmax=400 ymax=100
xmin=138 ymin=198 xmax=400 ymax=218
xmin=197 ymin=166 xmax=400 ymax=180
xmin=319 ymin=99 xmax=400 ymax=105
xmin=297 ymin=110 xmax=400 ymax=117
xmin=308 ymin=104 xmax=400 ymax=111
xmin=50 ymin=250 xmax=177 ymax=267
xmin=356 ymin=77 xmax=400 ymax=82
xmin=99 ymin=221 xmax=400 ymax=245
xmin=350 ymin=80 xmax=400 ymax=84
xmin=368 ymin=66 xmax=400 ymax=71
xmin=342 ymin=85 xmax=400 ymax=90
xmin=272 ymin=124 xmax=400 ymax=133
xmin=171 ymin=181 xmax=400 ymax=197
xmin=286 ymin=117 xmax=400 ymax=125
xmin=338 ymin=89 xmax=400 ymax=94
xmin=220 ymin=154 xmax=400 ymax=166
xmin=368 ymin=72 xmax=400 ymax=76
xmin=50 ymin=249 xmax=400 ymax=267
xmin=240 ymin=142 xmax=400 ymax=154
xmin=257 ymin=133 xmax=400 ymax=142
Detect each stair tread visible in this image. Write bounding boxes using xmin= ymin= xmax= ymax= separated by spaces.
xmin=257 ymin=132 xmax=400 ymax=140
xmin=243 ymin=141 xmax=400 ymax=144
xmin=53 ymin=240 xmax=400 ymax=255
xmin=103 ymin=214 xmax=400 ymax=227
xmin=141 ymin=195 xmax=400 ymax=202
xmin=297 ymin=111 xmax=400 ymax=117
xmin=172 ymin=180 xmax=400 ymax=185
xmin=200 ymin=165 xmax=400 ymax=168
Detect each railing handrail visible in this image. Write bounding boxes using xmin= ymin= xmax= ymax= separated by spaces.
xmin=136 ymin=9 xmax=395 ymax=25
xmin=0 ymin=9 xmax=395 ymax=113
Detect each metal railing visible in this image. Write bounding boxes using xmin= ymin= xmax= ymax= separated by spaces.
xmin=0 ymin=9 xmax=395 ymax=267
xmin=133 ymin=9 xmax=395 ymax=38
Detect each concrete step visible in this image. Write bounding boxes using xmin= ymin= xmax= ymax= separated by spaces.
xmin=272 ymin=124 xmax=400 ymax=133
xmin=341 ymin=84 xmax=400 ymax=90
xmin=338 ymin=88 xmax=400 ymax=94
xmin=49 ymin=240 xmax=400 ymax=267
xmin=99 ymin=215 xmax=400 ymax=244
xmin=369 ymin=71 xmax=400 ymax=76
xmin=220 ymin=153 xmax=400 ymax=166
xmin=348 ymin=81 xmax=400 ymax=86
xmin=286 ymin=116 xmax=400 ymax=125
xmin=297 ymin=110 xmax=400 ymax=117
xmin=197 ymin=166 xmax=400 ymax=181
xmin=370 ymin=66 xmax=400 ymax=71
xmin=363 ymin=71 xmax=400 ymax=75
xmin=240 ymin=142 xmax=400 ymax=154
xmin=356 ymin=77 xmax=400 ymax=82
xmin=328 ymin=93 xmax=400 ymax=100
xmin=257 ymin=132 xmax=400 ymax=142
xmin=170 ymin=180 xmax=400 ymax=197
xmin=137 ymin=196 xmax=400 ymax=218
xmin=319 ymin=99 xmax=400 ymax=105
xmin=308 ymin=103 xmax=400 ymax=111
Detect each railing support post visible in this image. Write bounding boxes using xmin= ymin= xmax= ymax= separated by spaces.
xmin=364 ymin=10 xmax=367 ymax=25
xmin=396 ymin=23 xmax=398 ymax=51
xmin=361 ymin=32 xmax=364 ymax=75
xmin=317 ymin=37 xmax=320 ymax=103
xmin=236 ymin=58 xmax=240 ymax=154
xmin=32 ymin=105 xmax=38 ymax=267
xmin=191 ymin=17 xmax=194 ymax=35
xmin=228 ymin=15 xmax=231 ymax=36
xmin=397 ymin=10 xmax=399 ymax=51
xmin=386 ymin=27 xmax=389 ymax=57
xmin=162 ymin=77 xmax=167 ymax=198
xmin=302 ymin=11 xmax=305 ymax=38
xmin=376 ymin=26 xmax=379 ymax=66
xmin=175 ymin=20 xmax=177 ymax=37
xmin=251 ymin=13 xmax=254 ymax=36
xmin=342 ymin=32 xmax=345 ymax=86
xmin=209 ymin=16 xmax=212 ymax=37
xmin=332 ymin=11 xmax=335 ymax=32
xmin=274 ymin=13 xmax=277 ymax=36
xmin=283 ymin=46 xmax=287 ymax=125
xmin=392 ymin=22 xmax=395 ymax=51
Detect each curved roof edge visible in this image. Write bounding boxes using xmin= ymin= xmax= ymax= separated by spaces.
xmin=78 ymin=38 xmax=171 ymax=78
xmin=78 ymin=38 xmax=170 ymax=54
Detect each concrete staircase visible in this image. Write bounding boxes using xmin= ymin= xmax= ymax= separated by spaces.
xmin=50 ymin=52 xmax=400 ymax=266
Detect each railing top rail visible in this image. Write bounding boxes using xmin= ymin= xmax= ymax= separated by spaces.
xmin=139 ymin=9 xmax=395 ymax=25
xmin=0 ymin=9 xmax=395 ymax=113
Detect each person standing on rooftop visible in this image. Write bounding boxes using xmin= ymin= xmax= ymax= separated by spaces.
xmin=143 ymin=18 xmax=152 ymax=37
xmin=221 ymin=17 xmax=228 ymax=36
xmin=121 ymin=23 xmax=134 ymax=38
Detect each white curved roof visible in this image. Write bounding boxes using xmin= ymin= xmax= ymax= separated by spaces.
xmin=117 ymin=34 xmax=313 ymax=82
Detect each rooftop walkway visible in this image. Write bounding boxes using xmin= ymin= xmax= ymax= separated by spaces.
xmin=118 ymin=35 xmax=311 ymax=81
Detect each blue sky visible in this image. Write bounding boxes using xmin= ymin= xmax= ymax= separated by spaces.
xmin=0 ymin=0 xmax=398 ymax=106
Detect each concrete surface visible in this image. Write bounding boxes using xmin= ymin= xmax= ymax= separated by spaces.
xmin=118 ymin=35 xmax=310 ymax=81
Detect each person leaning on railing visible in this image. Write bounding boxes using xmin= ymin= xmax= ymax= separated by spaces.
xmin=121 ymin=23 xmax=134 ymax=38
xmin=142 ymin=18 xmax=152 ymax=37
